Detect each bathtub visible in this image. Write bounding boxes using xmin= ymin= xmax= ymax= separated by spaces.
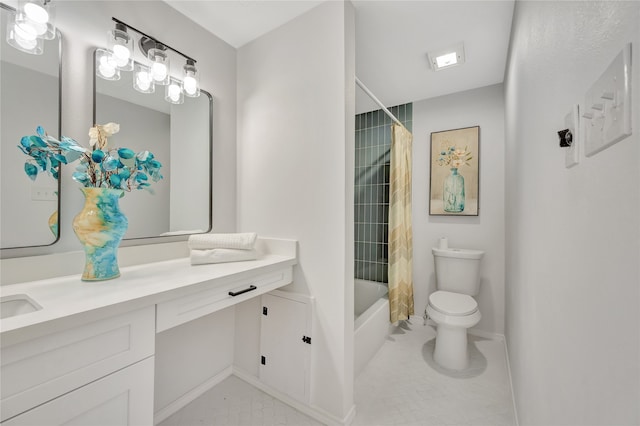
xmin=354 ymin=279 xmax=393 ymax=377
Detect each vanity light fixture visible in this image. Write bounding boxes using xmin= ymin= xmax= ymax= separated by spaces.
xmin=133 ymin=62 xmax=154 ymax=93
xmin=107 ymin=22 xmax=133 ymax=71
xmin=165 ymin=78 xmax=184 ymax=105
xmin=96 ymin=17 xmax=200 ymax=104
xmin=147 ymin=44 xmax=170 ymax=85
xmin=183 ymin=59 xmax=200 ymax=97
xmin=5 ymin=0 xmax=55 ymax=55
xmin=95 ymin=48 xmax=120 ymax=81
xmin=427 ymin=42 xmax=465 ymax=71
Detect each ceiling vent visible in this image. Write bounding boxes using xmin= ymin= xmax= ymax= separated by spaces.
xmin=427 ymin=42 xmax=465 ymax=71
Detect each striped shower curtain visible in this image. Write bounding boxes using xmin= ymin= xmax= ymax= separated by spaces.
xmin=388 ymin=123 xmax=414 ymax=324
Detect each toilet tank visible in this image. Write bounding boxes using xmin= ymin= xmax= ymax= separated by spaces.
xmin=432 ymin=247 xmax=484 ymax=296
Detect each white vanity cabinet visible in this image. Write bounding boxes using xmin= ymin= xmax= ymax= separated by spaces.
xmin=0 ymin=306 xmax=155 ymax=424
xmin=259 ymin=291 xmax=313 ymax=404
xmin=157 ymin=267 xmax=293 ymax=332
xmin=0 ymin=239 xmax=298 ymax=425
xmin=2 ymin=358 xmax=154 ymax=426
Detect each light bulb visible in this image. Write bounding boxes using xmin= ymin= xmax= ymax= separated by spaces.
xmin=99 ymin=64 xmax=116 ymax=78
xmin=14 ymin=32 xmax=37 ymax=50
xmin=107 ymin=24 xmax=133 ymax=71
xmin=15 ymin=21 xmax=38 ymax=41
xmin=7 ymin=19 xmax=43 ymax=54
xmin=183 ymin=76 xmax=197 ymax=96
xmin=98 ymin=55 xmax=117 ymax=78
xmin=168 ymin=84 xmax=181 ymax=102
xmin=23 ymin=2 xmax=49 ymax=24
xmin=182 ymin=59 xmax=200 ymax=97
xmin=112 ymin=44 xmax=130 ymax=61
xmin=151 ymin=62 xmax=167 ymax=81
xmin=136 ymin=71 xmax=152 ymax=91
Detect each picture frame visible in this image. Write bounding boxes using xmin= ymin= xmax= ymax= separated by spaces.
xmin=429 ymin=126 xmax=479 ymax=216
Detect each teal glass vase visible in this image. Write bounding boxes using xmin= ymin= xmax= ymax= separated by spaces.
xmin=72 ymin=188 xmax=128 ymax=281
xmin=443 ymin=168 xmax=465 ymax=213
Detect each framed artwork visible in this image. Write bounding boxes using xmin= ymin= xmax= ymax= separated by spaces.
xmin=429 ymin=126 xmax=479 ymax=216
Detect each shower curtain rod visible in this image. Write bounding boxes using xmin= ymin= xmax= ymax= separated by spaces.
xmin=355 ymin=76 xmax=402 ymax=126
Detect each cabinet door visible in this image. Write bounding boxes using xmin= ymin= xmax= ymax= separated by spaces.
xmin=2 ymin=357 xmax=154 ymax=426
xmin=1 ymin=306 xmax=155 ymax=421
xmin=259 ymin=292 xmax=312 ymax=403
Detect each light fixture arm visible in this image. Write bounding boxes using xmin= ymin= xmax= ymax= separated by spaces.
xmin=111 ymin=17 xmax=196 ymax=64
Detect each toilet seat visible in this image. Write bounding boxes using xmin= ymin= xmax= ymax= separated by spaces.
xmin=428 ymin=291 xmax=478 ymax=316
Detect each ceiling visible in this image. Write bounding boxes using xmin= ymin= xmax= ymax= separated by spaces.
xmin=164 ymin=0 xmax=515 ymax=114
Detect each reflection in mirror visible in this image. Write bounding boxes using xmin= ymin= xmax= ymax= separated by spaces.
xmin=0 ymin=3 xmax=61 ymax=249
xmin=94 ymin=50 xmax=212 ymax=240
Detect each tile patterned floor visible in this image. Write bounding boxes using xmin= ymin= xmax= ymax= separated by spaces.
xmin=158 ymin=375 xmax=322 ymax=426
xmin=159 ymin=317 xmax=516 ymax=426
xmin=351 ymin=318 xmax=517 ymax=426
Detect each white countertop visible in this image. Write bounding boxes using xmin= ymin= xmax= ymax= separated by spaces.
xmin=0 ymin=239 xmax=297 ymax=337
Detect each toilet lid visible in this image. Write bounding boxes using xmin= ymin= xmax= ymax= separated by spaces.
xmin=428 ymin=291 xmax=478 ymax=316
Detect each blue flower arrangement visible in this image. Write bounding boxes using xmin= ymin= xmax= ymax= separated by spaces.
xmin=18 ymin=123 xmax=163 ymax=193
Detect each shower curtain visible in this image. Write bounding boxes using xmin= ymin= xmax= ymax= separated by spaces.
xmin=388 ymin=123 xmax=414 ymax=324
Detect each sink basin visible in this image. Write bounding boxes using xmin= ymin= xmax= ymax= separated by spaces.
xmin=1 ymin=295 xmax=42 ymax=319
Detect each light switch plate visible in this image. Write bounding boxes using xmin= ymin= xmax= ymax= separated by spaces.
xmin=31 ymin=186 xmax=57 ymax=201
xmin=583 ymin=43 xmax=632 ymax=157
xmin=565 ymin=104 xmax=579 ymax=168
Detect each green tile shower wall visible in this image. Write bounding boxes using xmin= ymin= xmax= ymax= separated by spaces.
xmin=354 ymin=103 xmax=412 ymax=284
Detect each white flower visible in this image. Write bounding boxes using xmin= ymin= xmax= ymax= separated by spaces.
xmin=88 ymin=122 xmax=120 ymax=150
xmin=102 ymin=122 xmax=120 ymax=136
xmin=88 ymin=127 xmax=100 ymax=148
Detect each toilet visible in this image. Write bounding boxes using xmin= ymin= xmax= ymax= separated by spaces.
xmin=426 ymin=246 xmax=484 ymax=370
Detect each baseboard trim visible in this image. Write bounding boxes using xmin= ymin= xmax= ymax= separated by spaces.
xmin=153 ymin=366 xmax=233 ymax=425
xmin=503 ymin=336 xmax=520 ymax=425
xmin=233 ymin=366 xmax=355 ymax=425
xmin=468 ymin=328 xmax=505 ymax=341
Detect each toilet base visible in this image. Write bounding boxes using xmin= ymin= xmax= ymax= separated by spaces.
xmin=433 ymin=324 xmax=469 ymax=370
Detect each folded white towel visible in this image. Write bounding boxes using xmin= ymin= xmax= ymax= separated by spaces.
xmin=190 ymin=248 xmax=259 ymax=265
xmin=187 ymin=232 xmax=257 ymax=250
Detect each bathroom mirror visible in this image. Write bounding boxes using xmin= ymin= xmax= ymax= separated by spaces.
xmin=0 ymin=3 xmax=61 ymax=249
xmin=93 ymin=50 xmax=212 ymax=240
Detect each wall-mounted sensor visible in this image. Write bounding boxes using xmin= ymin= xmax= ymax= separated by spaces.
xmin=564 ymin=104 xmax=580 ymax=168
xmin=558 ymin=129 xmax=573 ymax=147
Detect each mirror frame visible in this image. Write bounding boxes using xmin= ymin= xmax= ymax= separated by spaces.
xmin=0 ymin=2 xmax=62 ymax=250
xmin=92 ymin=49 xmax=213 ymax=241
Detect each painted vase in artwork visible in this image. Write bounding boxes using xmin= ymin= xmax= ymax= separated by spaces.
xmin=72 ymin=187 xmax=128 ymax=281
xmin=443 ymin=168 xmax=465 ymax=213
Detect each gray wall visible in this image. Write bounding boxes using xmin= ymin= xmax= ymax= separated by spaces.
xmin=505 ymin=1 xmax=639 ymax=424
xmin=96 ymin=93 xmax=170 ymax=238
xmin=1 ymin=62 xmax=58 ymax=248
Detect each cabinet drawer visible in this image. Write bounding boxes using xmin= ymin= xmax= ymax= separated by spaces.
xmin=0 ymin=306 xmax=155 ymax=422
xmin=156 ymin=267 xmax=293 ymax=332
xmin=2 ymin=357 xmax=154 ymax=426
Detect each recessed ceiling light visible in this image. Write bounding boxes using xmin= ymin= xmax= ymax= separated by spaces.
xmin=427 ymin=42 xmax=465 ymax=71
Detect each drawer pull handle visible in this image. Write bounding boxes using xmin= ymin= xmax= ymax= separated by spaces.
xmin=229 ymin=285 xmax=257 ymax=297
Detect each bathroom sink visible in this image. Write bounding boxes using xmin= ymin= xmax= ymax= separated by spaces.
xmin=1 ymin=295 xmax=42 ymax=319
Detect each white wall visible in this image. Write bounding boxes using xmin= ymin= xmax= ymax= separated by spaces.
xmin=236 ymin=1 xmax=355 ymax=421
xmin=505 ymin=1 xmax=640 ymax=424
xmin=413 ymin=84 xmax=505 ymax=334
